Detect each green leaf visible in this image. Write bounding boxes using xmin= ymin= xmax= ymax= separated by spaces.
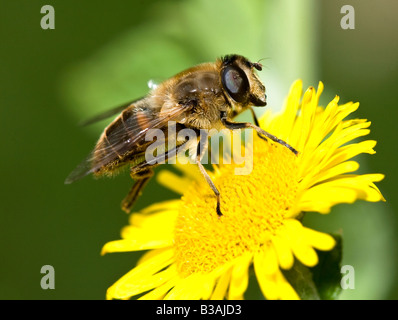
xmin=282 ymin=259 xmax=320 ymax=300
xmin=311 ymin=234 xmax=343 ymax=300
xmin=282 ymin=233 xmax=343 ymax=300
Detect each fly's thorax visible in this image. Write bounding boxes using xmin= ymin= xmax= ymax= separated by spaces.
xmin=170 ymin=69 xmax=227 ymax=130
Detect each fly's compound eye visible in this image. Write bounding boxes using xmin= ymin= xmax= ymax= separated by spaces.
xmin=221 ymin=66 xmax=249 ymax=103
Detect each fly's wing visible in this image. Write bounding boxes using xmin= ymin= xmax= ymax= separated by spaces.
xmin=65 ymin=101 xmax=190 ymax=184
xmin=79 ymin=79 xmax=163 ymax=126
xmin=78 ymin=98 xmax=144 ymax=126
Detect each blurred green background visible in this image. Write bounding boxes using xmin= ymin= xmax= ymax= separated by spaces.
xmin=0 ymin=0 xmax=397 ymax=299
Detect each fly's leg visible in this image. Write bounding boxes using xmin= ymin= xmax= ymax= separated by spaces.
xmin=220 ymin=111 xmax=298 ymax=155
xmin=134 ymin=139 xmax=189 ymax=171
xmin=248 ymin=107 xmax=260 ymax=127
xmin=121 ymin=140 xmax=189 ymax=213
xmin=195 ymin=131 xmax=222 ymax=217
xmin=121 ymin=168 xmax=154 ymax=213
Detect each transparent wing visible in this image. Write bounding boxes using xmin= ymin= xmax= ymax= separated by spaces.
xmin=65 ymin=103 xmax=190 ymax=184
xmin=78 ymin=98 xmax=144 ymax=126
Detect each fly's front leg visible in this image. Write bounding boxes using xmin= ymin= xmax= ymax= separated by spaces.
xmin=195 ymin=130 xmax=223 ymax=217
xmin=248 ymin=107 xmax=260 ymax=127
xmin=248 ymin=107 xmax=265 ymax=140
xmin=220 ymin=111 xmax=298 ymax=155
xmin=230 ymin=107 xmax=260 ymax=127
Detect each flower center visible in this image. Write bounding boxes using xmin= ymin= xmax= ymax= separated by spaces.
xmin=173 ymin=140 xmax=299 ymax=277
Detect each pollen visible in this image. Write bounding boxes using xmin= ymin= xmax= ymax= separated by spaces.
xmin=173 ymin=140 xmax=299 ymax=277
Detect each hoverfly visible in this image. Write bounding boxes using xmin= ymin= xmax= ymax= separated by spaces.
xmin=65 ymin=54 xmax=298 ymax=216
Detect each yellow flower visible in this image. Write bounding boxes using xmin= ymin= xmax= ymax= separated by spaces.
xmin=102 ymin=80 xmax=385 ymax=300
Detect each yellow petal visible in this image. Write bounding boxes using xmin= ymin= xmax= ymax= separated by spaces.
xmin=101 ymin=237 xmax=171 ymax=255
xmin=299 ymin=119 xmax=370 ymax=180
xmin=262 ymin=246 xmax=279 ymax=275
xmin=138 ymin=278 xmax=178 ymax=300
xmin=322 ymin=140 xmax=377 ymax=171
xmin=125 ymin=215 xmax=176 ymax=240
xmin=253 ymin=251 xmax=279 ymax=300
xmin=174 ymin=162 xmax=202 ymax=180
xmin=302 ymin=228 xmax=336 ymax=251
xmin=284 ymin=220 xmax=319 ymax=267
xmin=138 ymin=200 xmax=181 ymax=215
xmin=299 ymin=173 xmax=385 ymax=213
xmin=228 ymin=254 xmax=252 ymax=300
xmin=292 ymin=244 xmax=318 ymax=267
xmin=296 ymin=86 xmax=317 ymax=152
xmin=308 ymin=161 xmax=360 ymax=187
xmin=137 ymin=248 xmax=172 ymax=265
xmin=323 ymin=102 xmax=360 ymax=135
xmin=210 ymin=267 xmax=232 ymax=300
xmin=157 ymin=170 xmax=195 ymax=195
xmin=272 ymin=235 xmax=294 ymax=270
xmin=106 ymin=249 xmax=174 ymax=300
xmin=165 ymin=274 xmax=210 ymax=300
xmin=267 ymin=79 xmax=302 ymax=139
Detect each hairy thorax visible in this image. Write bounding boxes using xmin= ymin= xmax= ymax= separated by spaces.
xmin=157 ymin=65 xmax=229 ymax=130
